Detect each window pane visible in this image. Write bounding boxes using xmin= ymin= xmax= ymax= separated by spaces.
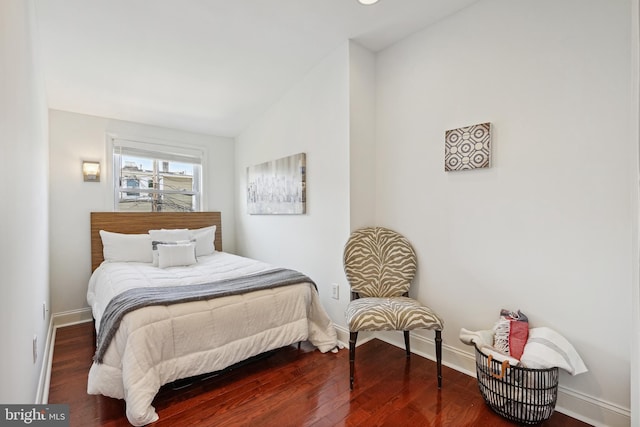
xmin=116 ymin=153 xmax=200 ymax=212
xmin=117 ymin=192 xmax=196 ymax=212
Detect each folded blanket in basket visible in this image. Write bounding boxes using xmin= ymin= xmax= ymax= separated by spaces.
xmin=460 ymin=325 xmax=587 ymax=375
xmin=459 ymin=328 xmax=521 ymax=366
xmin=459 ymin=327 xmax=493 ymax=348
xmin=493 ymin=309 xmax=528 ymax=360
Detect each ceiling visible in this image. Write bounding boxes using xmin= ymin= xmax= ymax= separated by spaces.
xmin=34 ymin=0 xmax=478 ymax=137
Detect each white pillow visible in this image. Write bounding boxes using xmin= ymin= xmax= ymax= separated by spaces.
xmin=157 ymin=242 xmax=197 ymax=268
xmin=520 ymin=327 xmax=588 ymax=375
xmin=149 ymin=229 xmax=192 ymax=266
xmin=99 ymin=230 xmax=153 ymax=263
xmin=149 ymin=229 xmax=191 ymax=242
xmin=189 ymin=225 xmax=217 ymax=257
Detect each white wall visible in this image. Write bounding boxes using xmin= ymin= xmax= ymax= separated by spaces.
xmin=0 ymin=0 xmax=50 ymax=403
xmin=235 ymin=43 xmax=352 ymax=327
xmin=375 ymin=0 xmax=633 ymax=424
xmin=48 ymin=110 xmax=236 ymax=314
xmin=349 ymin=42 xmax=377 ymax=232
xmin=632 ymin=4 xmax=640 ymax=427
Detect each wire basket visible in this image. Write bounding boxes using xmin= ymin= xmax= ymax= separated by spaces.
xmin=474 ymin=345 xmax=559 ymax=425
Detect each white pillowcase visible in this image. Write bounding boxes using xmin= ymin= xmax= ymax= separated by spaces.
xmin=149 ymin=229 xmax=192 ymax=266
xmin=520 ymin=327 xmax=588 ymax=375
xmin=157 ymin=242 xmax=197 ymax=268
xmin=99 ymin=230 xmax=153 ymax=263
xmin=149 ymin=229 xmax=191 ymax=243
xmin=189 ymin=225 xmax=217 ymax=257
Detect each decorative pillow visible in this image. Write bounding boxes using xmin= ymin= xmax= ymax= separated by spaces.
xmin=493 ymin=309 xmax=529 ymax=360
xmin=149 ymin=229 xmax=191 ymax=266
xmin=149 ymin=229 xmax=190 ymax=242
xmin=520 ymin=327 xmax=588 ymax=375
xmin=99 ymin=230 xmax=153 ymax=263
xmin=157 ymin=242 xmax=197 ymax=269
xmin=188 ymin=225 xmax=216 ymax=257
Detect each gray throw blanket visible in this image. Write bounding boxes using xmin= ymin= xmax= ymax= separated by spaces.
xmin=94 ymin=268 xmax=315 ymax=363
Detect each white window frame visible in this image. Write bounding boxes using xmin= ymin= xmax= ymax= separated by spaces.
xmin=107 ymin=135 xmax=206 ymax=212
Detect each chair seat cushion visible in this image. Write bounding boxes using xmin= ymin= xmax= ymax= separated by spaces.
xmin=346 ymin=297 xmax=444 ymax=332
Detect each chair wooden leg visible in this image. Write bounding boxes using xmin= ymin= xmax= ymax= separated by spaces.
xmin=403 ymin=330 xmax=411 ymax=357
xmin=349 ymin=331 xmax=358 ymax=390
xmin=435 ymin=329 xmax=442 ymax=389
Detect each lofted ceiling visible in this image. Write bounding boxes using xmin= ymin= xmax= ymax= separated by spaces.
xmin=34 ymin=0 xmax=478 ymax=137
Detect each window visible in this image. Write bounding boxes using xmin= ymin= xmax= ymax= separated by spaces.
xmin=112 ymin=138 xmax=203 ymax=212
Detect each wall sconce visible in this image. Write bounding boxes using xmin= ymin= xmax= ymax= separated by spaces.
xmin=82 ymin=161 xmax=101 ymax=182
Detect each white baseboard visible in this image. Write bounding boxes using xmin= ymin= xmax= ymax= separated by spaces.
xmin=334 ymin=324 xmax=379 ymax=351
xmin=53 ymin=307 xmax=93 ymax=328
xmin=373 ymin=330 xmax=631 ymax=427
xmin=35 ymin=308 xmax=94 ymax=404
xmin=35 ymin=316 xmax=54 ymax=404
xmin=556 ymin=387 xmax=631 ymax=427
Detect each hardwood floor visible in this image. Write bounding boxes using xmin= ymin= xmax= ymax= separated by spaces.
xmin=48 ymin=322 xmax=592 ymax=426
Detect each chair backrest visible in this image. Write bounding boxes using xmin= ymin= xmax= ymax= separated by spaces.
xmin=343 ymin=226 xmax=417 ymax=298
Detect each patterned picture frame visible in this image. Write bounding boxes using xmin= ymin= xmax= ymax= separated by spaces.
xmin=445 ymin=122 xmax=491 ymax=172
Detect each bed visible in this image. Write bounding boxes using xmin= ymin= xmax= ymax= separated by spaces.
xmin=86 ymin=212 xmax=338 ymax=426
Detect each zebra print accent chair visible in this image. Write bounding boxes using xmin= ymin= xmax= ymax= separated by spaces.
xmin=343 ymin=226 xmax=444 ymax=390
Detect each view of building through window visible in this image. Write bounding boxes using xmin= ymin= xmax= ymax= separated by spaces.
xmin=117 ymin=154 xmax=200 ymax=212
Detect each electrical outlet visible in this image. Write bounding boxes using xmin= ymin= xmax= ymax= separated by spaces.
xmin=331 ymin=283 xmax=339 ymax=300
xmin=32 ymin=335 xmax=37 ymax=364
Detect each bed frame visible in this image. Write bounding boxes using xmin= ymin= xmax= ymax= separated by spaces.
xmin=87 ymin=211 xmax=337 ymax=425
xmin=90 ymin=211 xmax=222 ymax=272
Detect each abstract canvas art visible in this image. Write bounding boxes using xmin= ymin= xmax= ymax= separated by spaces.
xmin=445 ymin=122 xmax=491 ymax=171
xmin=247 ymin=153 xmax=306 ymax=214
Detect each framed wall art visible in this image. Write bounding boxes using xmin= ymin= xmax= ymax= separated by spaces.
xmin=445 ymin=122 xmax=491 ymax=171
xmin=247 ymin=152 xmax=306 ymax=215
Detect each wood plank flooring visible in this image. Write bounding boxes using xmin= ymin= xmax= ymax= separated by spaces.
xmin=48 ymin=322 xmax=592 ymax=426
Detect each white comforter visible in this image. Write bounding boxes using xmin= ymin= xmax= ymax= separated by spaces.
xmin=86 ymin=252 xmax=338 ymax=426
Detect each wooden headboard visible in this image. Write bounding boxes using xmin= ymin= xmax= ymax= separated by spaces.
xmin=90 ymin=212 xmax=222 ymax=272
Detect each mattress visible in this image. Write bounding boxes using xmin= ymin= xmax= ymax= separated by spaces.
xmin=86 ymin=251 xmax=338 ymax=426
